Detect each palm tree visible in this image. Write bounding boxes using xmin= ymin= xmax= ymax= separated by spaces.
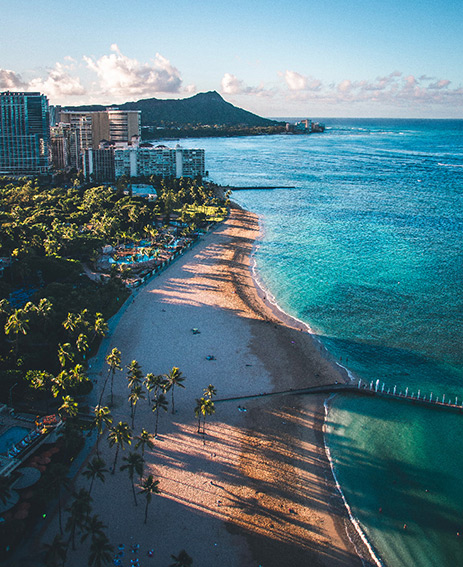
xmin=152 ymin=393 xmax=168 ymax=438
xmin=134 ymin=429 xmax=153 ymax=457
xmin=46 ymin=463 xmax=70 ymax=535
xmin=128 ymin=384 xmax=145 ymax=428
xmin=202 ymin=398 xmax=216 ymax=440
xmin=57 ymin=343 xmax=75 ymax=369
xmin=93 ymin=405 xmax=112 ymax=456
xmin=103 ymin=347 xmax=122 ymax=407
xmin=144 ymin=373 xmax=164 ymax=406
xmin=51 ymin=370 xmax=71 ymax=400
xmin=164 ymin=367 xmax=185 ymax=414
xmin=194 ymin=397 xmax=216 ymax=441
xmin=65 ymin=488 xmax=92 ymax=550
xmin=76 ymin=333 xmax=89 ymax=356
xmin=36 ymin=296 xmax=53 ymax=315
xmin=194 ymin=398 xmax=205 ymax=435
xmin=108 ymin=421 xmax=132 ymax=474
xmin=139 ymin=475 xmax=160 ymax=524
xmin=26 ymin=369 xmax=54 ymax=405
xmin=170 ymin=549 xmax=193 ymax=567
xmin=0 ymin=298 xmax=11 ymax=318
xmin=120 ymin=451 xmax=144 ymax=506
xmin=92 ymin=312 xmax=108 ymax=343
xmin=80 ymin=514 xmax=106 ymax=545
xmin=62 ymin=312 xmax=78 ymax=335
xmin=83 ymin=457 xmax=108 ymax=496
xmin=75 ymin=308 xmax=90 ymax=333
xmin=68 ymin=364 xmax=86 ymax=388
xmin=203 ymin=384 xmax=217 ymax=399
xmin=4 ymin=308 xmax=29 ymax=357
xmin=35 ymin=298 xmax=53 ymax=331
xmin=58 ymin=395 xmax=79 ymax=420
xmin=42 ymin=534 xmax=68 ymax=567
xmin=126 ymin=360 xmax=143 ymax=389
xmin=88 ymin=533 xmax=113 ymax=567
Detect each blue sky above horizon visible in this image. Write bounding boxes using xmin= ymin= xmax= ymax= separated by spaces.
xmin=1 ymin=0 xmax=462 ymax=118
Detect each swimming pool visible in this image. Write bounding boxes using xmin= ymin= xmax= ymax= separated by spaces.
xmin=0 ymin=426 xmax=30 ymax=455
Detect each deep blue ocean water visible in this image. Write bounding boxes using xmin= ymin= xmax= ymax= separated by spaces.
xmin=158 ymin=120 xmax=463 ymax=566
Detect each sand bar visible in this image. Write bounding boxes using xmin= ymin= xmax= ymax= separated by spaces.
xmin=41 ymin=206 xmax=369 ymax=566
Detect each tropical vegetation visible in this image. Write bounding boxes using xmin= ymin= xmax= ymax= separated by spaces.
xmin=0 ymin=175 xmax=227 ymax=413
xmin=0 ymin=174 xmax=224 ymax=563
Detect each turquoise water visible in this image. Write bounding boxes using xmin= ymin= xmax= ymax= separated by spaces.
xmin=163 ymin=121 xmax=463 ymax=566
xmin=0 ymin=426 xmax=29 ymax=454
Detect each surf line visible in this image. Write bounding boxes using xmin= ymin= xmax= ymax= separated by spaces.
xmin=324 ymin=396 xmax=385 ymax=567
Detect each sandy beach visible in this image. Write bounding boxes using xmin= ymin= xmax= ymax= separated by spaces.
xmin=41 ymin=206 xmax=371 ymax=566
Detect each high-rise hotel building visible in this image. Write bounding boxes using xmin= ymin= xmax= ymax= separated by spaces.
xmin=58 ymin=109 xmax=141 ymax=169
xmin=0 ymin=91 xmax=50 ymax=175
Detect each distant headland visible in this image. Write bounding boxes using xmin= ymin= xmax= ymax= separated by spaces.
xmin=64 ymin=91 xmax=324 ymax=139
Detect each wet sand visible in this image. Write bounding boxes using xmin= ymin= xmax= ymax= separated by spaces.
xmin=42 ymin=206 xmax=371 ymax=566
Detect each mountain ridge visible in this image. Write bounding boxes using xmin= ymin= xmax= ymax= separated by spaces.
xmin=64 ymin=91 xmax=281 ymax=128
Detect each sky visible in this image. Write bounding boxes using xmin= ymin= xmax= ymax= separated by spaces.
xmin=1 ymin=0 xmax=462 ymax=118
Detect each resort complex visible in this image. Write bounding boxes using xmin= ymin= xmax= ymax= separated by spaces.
xmin=0 ymin=91 xmax=206 ymax=181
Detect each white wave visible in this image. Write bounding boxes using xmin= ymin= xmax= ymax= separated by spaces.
xmin=335 ymin=361 xmax=357 ymax=382
xmin=250 ymin=253 xmax=316 ymax=334
xmin=324 ymin=397 xmax=385 ymax=567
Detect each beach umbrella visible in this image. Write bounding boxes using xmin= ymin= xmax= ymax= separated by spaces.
xmin=14 ymin=501 xmax=31 ymax=520
xmin=14 ymin=508 xmax=29 ymax=520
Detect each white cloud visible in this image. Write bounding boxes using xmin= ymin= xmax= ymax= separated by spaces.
xmin=220 ymin=73 xmax=272 ymax=97
xmin=184 ymin=84 xmax=197 ymax=95
xmin=29 ymin=63 xmax=86 ymax=98
xmin=221 ymin=73 xmax=246 ymax=95
xmin=404 ymin=75 xmax=418 ymax=89
xmin=279 ymin=70 xmax=463 ymax=109
xmin=0 ymin=64 xmax=84 ymax=102
xmin=0 ymin=69 xmax=27 ymax=90
xmin=84 ymin=45 xmax=182 ymax=98
xmin=284 ymin=70 xmax=307 ymax=91
xmin=428 ymin=79 xmax=451 ymax=90
xmin=337 ymin=79 xmax=353 ymax=93
xmin=283 ymin=70 xmax=321 ymax=91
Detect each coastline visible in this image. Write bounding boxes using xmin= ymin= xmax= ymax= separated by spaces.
xmin=227 ymin=205 xmax=378 ymax=566
xmin=323 ymin=398 xmax=384 ymax=567
xmin=244 ymin=205 xmax=384 ymax=565
xmin=41 ymin=205 xmax=372 ymax=566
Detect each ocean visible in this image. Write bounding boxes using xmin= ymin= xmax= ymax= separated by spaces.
xmin=157 ymin=119 xmax=463 ymax=567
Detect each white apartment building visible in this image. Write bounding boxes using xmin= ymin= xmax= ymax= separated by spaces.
xmin=114 ymin=143 xmax=205 ymax=179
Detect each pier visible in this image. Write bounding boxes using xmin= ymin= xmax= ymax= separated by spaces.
xmin=215 ymin=379 xmax=463 ymax=414
xmin=228 ymin=186 xmax=296 ymax=191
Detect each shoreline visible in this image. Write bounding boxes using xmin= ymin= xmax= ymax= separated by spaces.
xmin=244 ymin=204 xmax=384 ymax=565
xmin=245 ymin=202 xmax=353 ymax=383
xmin=226 ymin=206 xmax=379 ymax=566
xmin=244 ymin=205 xmax=383 ymax=566
xmin=323 ymin=398 xmax=384 ymax=567
xmin=40 ymin=205 xmax=373 ymax=566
